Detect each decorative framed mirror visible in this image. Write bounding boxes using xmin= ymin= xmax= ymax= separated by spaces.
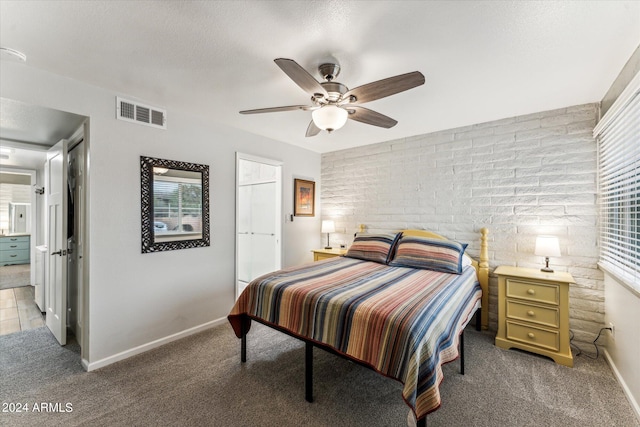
xmin=140 ymin=156 xmax=210 ymax=253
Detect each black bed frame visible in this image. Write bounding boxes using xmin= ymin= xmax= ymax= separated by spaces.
xmin=239 ymin=308 xmax=481 ymax=427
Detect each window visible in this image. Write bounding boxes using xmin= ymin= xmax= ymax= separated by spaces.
xmin=596 ymin=76 xmax=640 ymax=292
xmin=153 ymin=174 xmax=202 ymax=237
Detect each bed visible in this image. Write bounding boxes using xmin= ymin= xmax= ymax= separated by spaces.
xmin=228 ymin=228 xmax=489 ymax=426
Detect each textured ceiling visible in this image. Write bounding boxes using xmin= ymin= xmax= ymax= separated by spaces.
xmin=0 ymin=98 xmax=86 ymax=147
xmin=0 ymin=1 xmax=639 ymax=154
xmin=0 ymin=98 xmax=86 ymax=169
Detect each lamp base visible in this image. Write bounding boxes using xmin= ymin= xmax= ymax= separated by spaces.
xmin=324 ymin=232 xmax=332 ymax=250
xmin=540 ymin=256 xmax=554 ymax=273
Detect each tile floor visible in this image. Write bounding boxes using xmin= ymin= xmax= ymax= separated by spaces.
xmin=0 ymin=286 xmax=45 ymax=336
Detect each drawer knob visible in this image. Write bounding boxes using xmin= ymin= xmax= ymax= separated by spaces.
xmin=527 ymin=289 xmax=535 ymax=295
xmin=527 ymin=332 xmax=535 ymax=339
xmin=527 ymin=310 xmax=535 ymax=316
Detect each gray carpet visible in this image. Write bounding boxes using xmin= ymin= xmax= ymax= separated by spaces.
xmin=1 ymin=323 xmax=638 ymax=427
xmin=0 ymin=264 xmax=31 ymax=290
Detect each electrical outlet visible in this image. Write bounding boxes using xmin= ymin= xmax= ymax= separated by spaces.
xmin=608 ymin=322 xmax=615 ymax=340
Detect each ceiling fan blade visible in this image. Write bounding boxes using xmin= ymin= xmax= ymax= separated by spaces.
xmin=239 ymin=105 xmax=311 ymax=114
xmin=345 ymin=106 xmax=398 ymax=128
xmin=306 ymin=120 xmax=321 ymax=137
xmin=343 ymin=71 xmax=425 ymax=104
xmin=275 ymin=58 xmax=328 ymax=97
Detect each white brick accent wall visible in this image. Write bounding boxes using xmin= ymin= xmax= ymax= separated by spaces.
xmin=321 ymin=103 xmax=602 ymax=344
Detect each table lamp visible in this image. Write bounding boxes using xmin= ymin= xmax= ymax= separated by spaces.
xmin=534 ymin=235 xmax=561 ymax=273
xmin=321 ymin=220 xmax=335 ymax=249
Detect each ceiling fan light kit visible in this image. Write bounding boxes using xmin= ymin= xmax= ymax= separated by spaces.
xmin=312 ymin=105 xmax=348 ymax=132
xmin=240 ymin=58 xmax=425 ymax=137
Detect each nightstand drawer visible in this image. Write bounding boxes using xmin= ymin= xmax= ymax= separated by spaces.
xmin=506 ymin=300 xmax=559 ymax=328
xmin=312 ymin=249 xmax=347 ymax=262
xmin=315 ymin=252 xmax=339 ymax=261
xmin=506 ymin=321 xmax=559 ymax=352
xmin=506 ymin=279 xmax=559 ymax=305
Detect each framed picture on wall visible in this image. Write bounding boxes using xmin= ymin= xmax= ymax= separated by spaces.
xmin=294 ymin=178 xmax=315 ymax=217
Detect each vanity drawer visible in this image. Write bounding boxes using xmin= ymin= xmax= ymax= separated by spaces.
xmin=506 ymin=321 xmax=559 ymax=352
xmin=0 ymin=235 xmax=29 ymax=243
xmin=506 ymin=300 xmax=559 ymax=328
xmin=0 ymin=249 xmax=29 ymax=264
xmin=506 ymin=279 xmax=559 ymax=305
xmin=0 ymin=240 xmax=29 ymax=251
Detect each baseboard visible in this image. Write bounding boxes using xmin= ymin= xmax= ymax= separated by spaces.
xmin=85 ymin=316 xmax=228 ymax=372
xmin=603 ymin=348 xmax=640 ymax=422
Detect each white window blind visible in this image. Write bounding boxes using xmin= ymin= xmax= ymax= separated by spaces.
xmin=596 ymin=86 xmax=640 ymax=292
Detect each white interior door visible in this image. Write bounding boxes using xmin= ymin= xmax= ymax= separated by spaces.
xmin=45 ymin=139 xmax=68 ymax=345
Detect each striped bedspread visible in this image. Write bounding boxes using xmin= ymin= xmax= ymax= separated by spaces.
xmin=228 ymin=256 xmax=481 ymax=420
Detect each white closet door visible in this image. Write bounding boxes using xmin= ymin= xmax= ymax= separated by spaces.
xmin=251 ymin=182 xmax=276 ymax=234
xmin=235 ymin=154 xmax=282 ymax=300
xmin=237 ymin=186 xmax=252 ymax=283
xmin=238 ymin=186 xmax=252 ymax=233
xmin=249 ymin=182 xmax=277 ymax=280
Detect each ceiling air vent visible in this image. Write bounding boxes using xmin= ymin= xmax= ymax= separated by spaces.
xmin=116 ymin=97 xmax=166 ymax=130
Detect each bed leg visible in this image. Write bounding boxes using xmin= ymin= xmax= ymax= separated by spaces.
xmin=417 ymin=416 xmax=427 ymax=427
xmin=460 ymin=329 xmax=465 ymax=375
xmin=475 ymin=309 xmax=481 ymax=331
xmin=305 ymin=342 xmax=314 ymax=403
xmin=241 ymin=315 xmax=250 ymax=363
xmin=241 ymin=334 xmax=247 ymax=363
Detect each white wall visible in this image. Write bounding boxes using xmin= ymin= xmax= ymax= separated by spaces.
xmin=321 ymin=104 xmax=601 ymax=342
xmin=0 ymin=61 xmax=321 ymax=367
xmin=599 ymin=44 xmax=640 ymax=419
xmin=603 ymin=273 xmax=640 ymax=418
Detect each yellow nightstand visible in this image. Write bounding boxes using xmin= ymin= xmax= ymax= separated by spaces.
xmin=494 ymin=266 xmax=574 ymax=367
xmin=311 ymin=248 xmax=347 ymax=261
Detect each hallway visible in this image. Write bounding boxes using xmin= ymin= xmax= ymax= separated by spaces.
xmin=0 ymin=283 xmax=44 ymax=336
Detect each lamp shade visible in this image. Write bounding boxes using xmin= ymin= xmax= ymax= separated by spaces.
xmin=534 ymin=236 xmax=561 ymax=257
xmin=312 ymin=105 xmax=348 ymax=131
xmin=321 ymin=220 xmax=336 ymax=234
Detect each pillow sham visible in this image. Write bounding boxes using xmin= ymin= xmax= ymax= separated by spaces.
xmin=389 ymin=235 xmax=468 ymax=274
xmin=344 ymin=232 xmax=402 ymax=264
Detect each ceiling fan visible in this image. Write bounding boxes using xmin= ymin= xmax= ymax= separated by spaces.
xmin=239 ymin=58 xmax=425 ymax=137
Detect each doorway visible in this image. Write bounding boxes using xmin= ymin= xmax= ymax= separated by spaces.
xmin=0 ymin=98 xmax=88 ymax=363
xmin=235 ymin=153 xmax=282 ymax=299
xmin=0 ymin=167 xmax=41 ymax=335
